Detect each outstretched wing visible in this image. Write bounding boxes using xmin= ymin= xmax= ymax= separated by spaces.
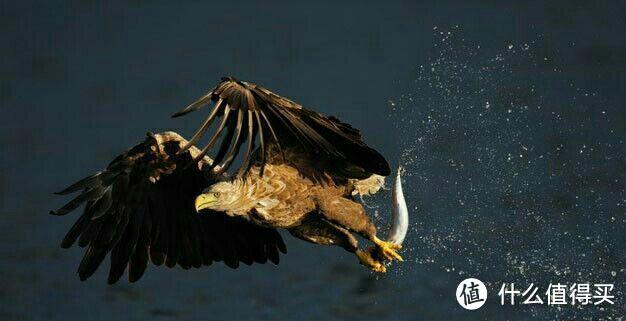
xmin=173 ymin=76 xmax=390 ymax=180
xmin=51 ymin=131 xmax=286 ymax=284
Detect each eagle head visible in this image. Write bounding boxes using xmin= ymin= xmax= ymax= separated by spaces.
xmin=194 ymin=181 xmax=248 ymax=215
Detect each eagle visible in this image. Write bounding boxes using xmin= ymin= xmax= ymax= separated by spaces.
xmin=52 ymin=77 xmax=404 ymax=284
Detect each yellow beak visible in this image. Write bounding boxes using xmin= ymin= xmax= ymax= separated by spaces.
xmin=194 ymin=194 xmax=216 ymax=212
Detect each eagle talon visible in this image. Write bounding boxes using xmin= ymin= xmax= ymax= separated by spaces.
xmin=356 ymin=249 xmax=387 ymax=273
xmin=372 ymin=237 xmax=404 ymax=262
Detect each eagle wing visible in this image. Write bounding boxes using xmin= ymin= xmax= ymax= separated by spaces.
xmin=173 ymin=77 xmax=390 ymax=180
xmin=51 ymin=131 xmax=286 ymax=284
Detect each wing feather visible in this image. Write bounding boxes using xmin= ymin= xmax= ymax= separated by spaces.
xmin=192 ymin=106 xmax=232 ymax=164
xmin=52 ymin=131 xmax=287 ymax=283
xmin=209 ymin=110 xmax=237 ymax=169
xmin=174 ymin=77 xmax=390 ymax=179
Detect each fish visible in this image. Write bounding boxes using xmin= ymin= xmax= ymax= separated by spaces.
xmin=387 ymin=166 xmax=409 ymax=245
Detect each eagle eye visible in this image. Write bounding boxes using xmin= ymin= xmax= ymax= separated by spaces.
xmin=213 ymin=192 xmax=220 ymax=198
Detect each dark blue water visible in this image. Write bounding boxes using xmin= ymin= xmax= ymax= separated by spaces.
xmin=1 ymin=2 xmax=624 ymax=321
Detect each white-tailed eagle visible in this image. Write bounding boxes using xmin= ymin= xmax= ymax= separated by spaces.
xmin=52 ymin=77 xmax=405 ymax=284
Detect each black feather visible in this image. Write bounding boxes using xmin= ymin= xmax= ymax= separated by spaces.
xmin=54 ymin=172 xmax=102 ymax=195
xmin=60 ymin=201 xmax=95 ymax=248
xmin=191 ymin=106 xmax=232 ymax=164
xmin=89 ymin=187 xmax=113 ymax=220
xmin=78 ymin=245 xmax=108 ymax=281
xmin=171 ymin=91 xmax=214 ymax=118
xmin=208 ymin=109 xmax=237 ymax=168
xmin=51 ymin=186 xmax=103 ymax=216
xmin=179 ymin=98 xmax=224 ymax=153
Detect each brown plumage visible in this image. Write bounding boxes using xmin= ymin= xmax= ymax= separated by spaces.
xmin=52 ymin=77 xmax=401 ymax=283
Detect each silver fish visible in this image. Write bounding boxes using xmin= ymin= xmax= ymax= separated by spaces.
xmin=387 ymin=166 xmax=409 ymax=245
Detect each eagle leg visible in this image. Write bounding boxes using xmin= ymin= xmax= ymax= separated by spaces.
xmin=288 ymin=216 xmax=387 ymax=273
xmin=288 ymin=217 xmax=358 ymax=252
xmin=313 ymin=194 xmax=404 ymax=264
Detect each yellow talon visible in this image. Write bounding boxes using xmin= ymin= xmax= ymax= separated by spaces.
xmin=356 ymin=249 xmax=386 ymax=273
xmin=372 ymin=236 xmax=404 ymax=262
xmin=371 ymin=262 xmax=387 ymax=273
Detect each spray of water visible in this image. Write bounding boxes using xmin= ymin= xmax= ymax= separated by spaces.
xmin=385 ymin=26 xmax=624 ymax=320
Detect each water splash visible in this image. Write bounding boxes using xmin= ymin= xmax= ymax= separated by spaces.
xmin=388 ymin=26 xmax=624 ymax=320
